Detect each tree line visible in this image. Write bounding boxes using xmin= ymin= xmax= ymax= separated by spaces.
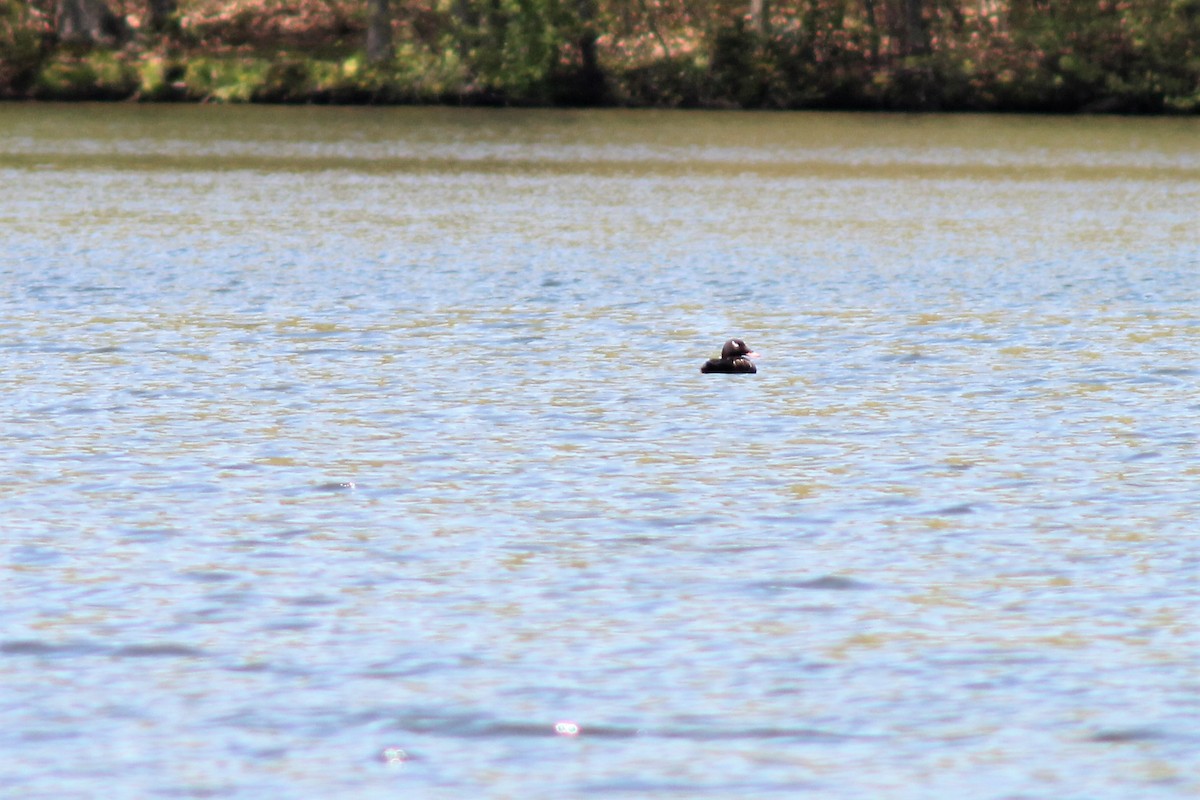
xmin=3 ymin=0 xmax=1198 ymax=111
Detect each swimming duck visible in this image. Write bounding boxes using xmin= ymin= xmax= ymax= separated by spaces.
xmin=700 ymin=339 xmax=759 ymax=374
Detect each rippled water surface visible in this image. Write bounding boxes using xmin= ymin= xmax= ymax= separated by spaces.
xmin=3 ymin=105 xmax=1200 ymax=798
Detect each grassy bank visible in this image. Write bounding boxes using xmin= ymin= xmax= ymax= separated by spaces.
xmin=4 ymin=0 xmax=1200 ymax=112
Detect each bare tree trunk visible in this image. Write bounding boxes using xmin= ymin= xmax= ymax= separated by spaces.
xmin=366 ymin=0 xmax=392 ymax=63
xmin=574 ymin=0 xmax=605 ymax=103
xmin=55 ymin=0 xmax=127 ymax=44
xmin=576 ymin=0 xmax=598 ymax=68
xmin=863 ymin=0 xmax=882 ymax=63
xmin=901 ymin=0 xmax=929 ymax=56
xmin=146 ymin=0 xmax=176 ymax=33
xmin=748 ymin=0 xmax=769 ymax=35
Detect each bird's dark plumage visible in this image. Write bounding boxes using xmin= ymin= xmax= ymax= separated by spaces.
xmin=701 ymin=339 xmax=759 ymax=374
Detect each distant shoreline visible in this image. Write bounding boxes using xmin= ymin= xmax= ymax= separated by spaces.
xmin=6 ymin=1 xmax=1199 ymax=114
xmin=6 ymin=51 xmax=1197 ymax=114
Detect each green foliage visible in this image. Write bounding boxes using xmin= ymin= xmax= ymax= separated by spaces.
xmin=180 ymin=57 xmax=363 ymax=103
xmin=388 ymin=41 xmax=470 ymax=102
xmin=707 ymin=21 xmax=770 ymax=107
xmin=254 ymin=58 xmax=315 ymax=101
xmin=137 ymin=56 xmax=170 ymax=96
xmin=4 ymin=0 xmax=1199 ymax=111
xmin=993 ymin=0 xmax=1200 ymax=111
xmin=34 ymin=51 xmax=139 ymax=100
xmin=0 ymin=0 xmax=47 ymax=96
xmin=135 ymin=56 xmax=192 ymax=100
xmin=617 ymin=53 xmax=709 ymax=107
xmin=183 ymin=57 xmax=270 ymax=102
xmin=758 ymin=22 xmax=874 ymax=109
xmin=447 ymin=0 xmax=574 ymax=102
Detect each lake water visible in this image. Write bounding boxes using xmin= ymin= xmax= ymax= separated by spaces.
xmin=2 ymin=104 xmax=1199 ymax=799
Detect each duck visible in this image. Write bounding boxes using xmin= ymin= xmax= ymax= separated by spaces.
xmin=700 ymin=339 xmax=759 ymax=374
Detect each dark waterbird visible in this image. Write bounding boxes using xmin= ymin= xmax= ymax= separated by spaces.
xmin=700 ymin=339 xmax=760 ymax=374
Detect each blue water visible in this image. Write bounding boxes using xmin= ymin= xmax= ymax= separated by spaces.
xmin=2 ymin=105 xmax=1200 ymax=798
